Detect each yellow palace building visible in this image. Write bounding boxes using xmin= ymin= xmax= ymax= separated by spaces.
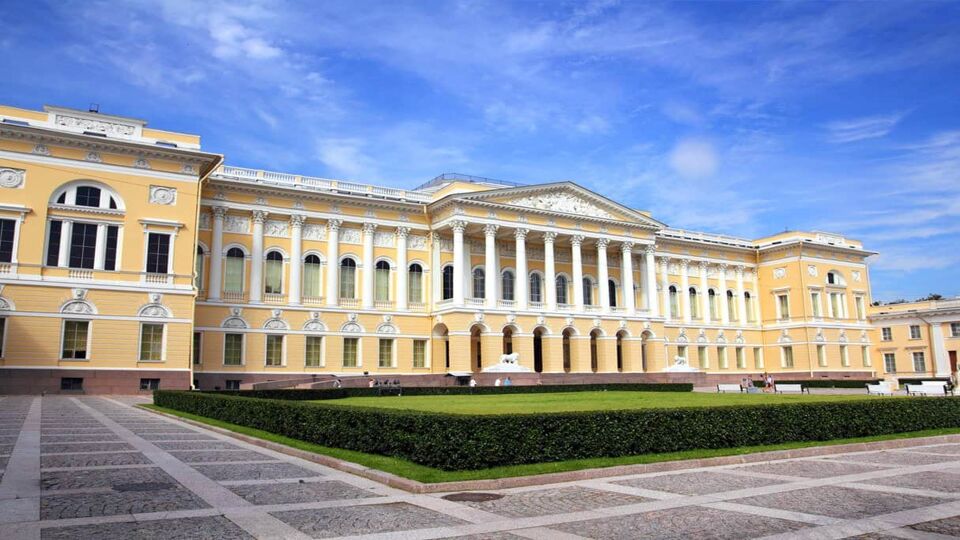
xmin=0 ymin=103 xmax=954 ymax=394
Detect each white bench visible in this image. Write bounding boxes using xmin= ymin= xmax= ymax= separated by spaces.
xmin=866 ymin=382 xmax=894 ymax=395
xmin=776 ymin=384 xmax=807 ymax=394
xmin=906 ymin=383 xmax=947 ymax=396
xmin=717 ymin=384 xmax=743 ymax=393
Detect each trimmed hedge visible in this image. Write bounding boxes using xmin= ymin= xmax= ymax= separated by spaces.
xmin=211 ymin=383 xmax=693 ymax=402
xmin=753 ymin=379 xmax=882 ymax=389
xmin=154 ymin=390 xmax=960 ymax=471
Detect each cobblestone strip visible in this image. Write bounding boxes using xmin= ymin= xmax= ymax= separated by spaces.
xmin=0 ymin=397 xmax=40 ymax=526
xmin=756 ymin=498 xmax=960 ymax=539
xmin=70 ymin=397 xmax=313 ymax=540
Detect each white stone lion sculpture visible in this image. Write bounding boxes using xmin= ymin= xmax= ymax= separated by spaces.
xmin=499 ymin=352 xmax=520 ymax=365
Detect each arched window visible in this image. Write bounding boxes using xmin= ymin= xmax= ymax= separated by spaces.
xmin=826 ymin=271 xmax=846 ymax=286
xmin=608 ymin=280 xmax=617 ymax=308
xmin=472 ymin=267 xmax=485 ymax=299
xmin=264 ymin=251 xmax=283 ymax=294
xmin=195 ymin=246 xmax=204 ymax=291
xmin=408 ymin=263 xmax=423 ymax=303
xmin=669 ymin=285 xmax=679 ymax=316
xmin=708 ymin=289 xmax=718 ymax=320
xmin=441 ymin=266 xmax=454 ymax=300
xmin=530 ymin=273 xmax=542 ymax=303
xmin=562 ymin=329 xmax=572 ymax=372
xmin=744 ymin=291 xmax=755 ymax=322
xmin=303 ymin=255 xmax=322 ymax=298
xmin=224 ymin=248 xmax=245 ymax=293
xmin=556 ymin=275 xmax=568 ymax=304
xmin=688 ymin=287 xmax=699 ymax=318
xmin=727 ymin=290 xmax=737 ymax=320
xmin=583 ymin=277 xmax=593 ymax=305
xmin=339 ymin=258 xmax=356 ymax=299
xmin=502 ymin=270 xmax=515 ymax=301
xmin=52 ymin=182 xmax=123 ymax=211
xmin=375 ymin=260 xmax=391 ymax=302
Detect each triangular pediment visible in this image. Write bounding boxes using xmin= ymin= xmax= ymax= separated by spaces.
xmin=448 ymin=182 xmax=663 ymax=228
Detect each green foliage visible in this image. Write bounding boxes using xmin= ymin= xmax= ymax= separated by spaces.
xmin=752 ymin=379 xmax=881 ymax=389
xmin=154 ymin=390 xmax=960 ymax=471
xmin=209 ymin=383 xmax=692 ymax=401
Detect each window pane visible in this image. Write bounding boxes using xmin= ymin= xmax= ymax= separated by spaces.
xmin=441 ymin=266 xmax=454 ymax=300
xmin=224 ymin=334 xmax=243 ymax=365
xmin=62 ymin=321 xmax=89 ymax=359
xmin=305 ymin=336 xmax=323 ymax=367
xmin=502 ymin=271 xmax=514 ymax=301
xmin=225 ymin=254 xmax=244 ymax=293
xmin=583 ymin=278 xmax=592 ymax=305
xmin=266 ymin=335 xmax=283 ymax=366
xmin=379 ymin=339 xmax=393 ymax=367
xmin=69 ymin=223 xmax=97 ymax=269
xmin=556 ymin=276 xmax=567 ymax=304
xmin=146 ymin=233 xmax=170 ymax=274
xmin=343 ymin=338 xmax=358 ymax=367
xmin=409 ymin=265 xmax=423 ymax=302
xmin=193 ymin=332 xmax=202 ymax=365
xmin=339 ymin=262 xmax=355 ymax=299
xmin=0 ymin=219 xmax=15 ymax=263
xmin=47 ymin=220 xmax=62 ymax=266
xmin=139 ymin=324 xmax=164 ymax=362
xmin=265 ymin=258 xmax=282 ymax=294
xmin=75 ymin=186 xmax=101 ymax=207
xmin=530 ymin=274 xmax=541 ymax=302
xmin=303 ymin=258 xmax=321 ymax=297
xmin=104 ymin=226 xmax=118 ymax=271
xmin=413 ymin=340 xmax=426 ymax=368
xmin=472 ymin=269 xmax=485 ymax=299
xmin=375 ymin=265 xmax=390 ymax=301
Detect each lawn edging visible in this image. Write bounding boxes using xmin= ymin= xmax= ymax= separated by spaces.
xmin=141 ymin=403 xmax=960 ymax=493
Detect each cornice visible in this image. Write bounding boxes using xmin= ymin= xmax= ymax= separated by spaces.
xmin=206 ymin=179 xmax=425 ymax=213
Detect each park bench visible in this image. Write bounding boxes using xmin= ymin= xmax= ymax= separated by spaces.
xmin=866 ymin=381 xmax=894 ymax=395
xmin=905 ymin=383 xmax=946 ymax=396
xmin=775 ymin=383 xmax=807 ymax=394
xmin=717 ymin=383 xmax=743 ymax=393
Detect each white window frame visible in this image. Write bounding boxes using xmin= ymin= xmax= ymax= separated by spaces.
xmin=378 ymin=338 xmax=396 ymax=368
xmin=698 ymin=346 xmax=709 ymax=369
xmin=881 ymin=327 xmax=892 ymax=341
xmin=817 ymin=344 xmax=827 ymax=367
xmin=264 ymin=249 xmax=286 ymax=295
xmin=753 ymin=346 xmax=764 ymax=369
xmin=909 ymin=325 xmax=921 ymax=340
xmin=718 ymin=346 xmax=727 ymax=369
xmin=412 ymin=338 xmax=430 ymax=368
xmin=60 ymin=319 xmax=93 ymax=361
xmin=373 ymin=258 xmax=392 ymax=302
xmin=775 ymin=293 xmax=790 ymax=321
xmin=223 ymin=245 xmax=248 ymax=295
xmin=339 ymin=255 xmax=359 ymax=300
xmin=143 ymin=231 xmax=174 ymax=275
xmin=223 ymin=333 xmax=245 ymax=366
xmin=841 ymin=345 xmax=849 ymax=367
xmin=137 ymin=322 xmax=167 ymax=363
xmin=677 ymin=345 xmax=687 ymax=361
xmin=781 ymin=345 xmax=794 ymax=368
xmin=951 ymin=322 xmax=960 ymax=338
xmin=264 ymin=334 xmax=286 ymax=367
xmin=809 ymin=289 xmax=822 ymax=318
xmin=193 ymin=331 xmax=202 ymax=366
xmin=736 ymin=347 xmax=745 ymax=369
xmin=343 ymin=336 xmax=361 ymax=368
xmin=862 ymin=346 xmax=871 ymax=367
xmin=305 ymin=335 xmax=325 ymax=368
xmin=912 ymin=351 xmax=926 ymax=372
xmin=883 ymin=352 xmax=896 ymax=373
xmin=854 ymin=295 xmax=866 ymax=320
xmin=302 ymin=252 xmax=325 ymax=300
xmin=0 ymin=216 xmax=22 ymax=266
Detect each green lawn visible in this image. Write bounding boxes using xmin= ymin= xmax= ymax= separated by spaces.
xmin=315 ymin=390 xmax=884 ymax=415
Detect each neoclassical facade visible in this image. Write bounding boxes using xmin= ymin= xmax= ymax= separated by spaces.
xmin=0 ymin=104 xmax=924 ymax=393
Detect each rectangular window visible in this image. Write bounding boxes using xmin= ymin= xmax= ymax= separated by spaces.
xmin=343 ymin=337 xmax=359 ymax=368
xmin=69 ymin=223 xmax=98 ymax=269
xmin=782 ymin=346 xmax=794 ymax=368
xmin=46 ymin=220 xmax=62 ymax=266
xmin=952 ymin=322 xmax=960 ymax=337
xmin=0 ymin=218 xmax=15 ymax=263
xmin=909 ymin=325 xmax=921 ymax=340
xmin=146 ymin=233 xmax=171 ymax=274
xmin=830 ymin=292 xmax=842 ymax=318
xmin=736 ymin=347 xmax=745 ymax=369
xmin=193 ymin=332 xmax=202 ymax=365
xmin=817 ymin=344 xmax=827 ymax=367
xmin=777 ymin=294 xmax=790 ymax=320
xmin=413 ymin=339 xmax=427 ymax=368
xmin=855 ymin=296 xmax=865 ymax=320
xmin=60 ymin=377 xmax=83 ymax=391
xmin=881 ymin=327 xmax=892 ymax=341
xmin=61 ymin=320 xmax=89 ymax=359
xmin=225 ymin=380 xmax=241 ymax=390
xmin=139 ymin=378 xmax=160 ymax=390
xmin=913 ymin=351 xmax=926 ymax=372
xmin=103 ymin=225 xmax=118 ymax=271
xmin=139 ymin=323 xmax=164 ymax=362
xmin=753 ymin=347 xmax=763 ymax=369
xmin=305 ymin=336 xmax=324 ymax=367
xmin=224 ymin=333 xmax=243 ymax=365
xmin=718 ymin=346 xmax=728 ymax=369
xmin=379 ymin=339 xmax=394 ymax=368
xmin=862 ymin=346 xmax=871 ymax=367
xmin=677 ymin=345 xmax=687 ymax=362
xmin=698 ymin=346 xmax=708 ymax=369
xmin=0 ymin=318 xmax=5 ymax=357
xmin=225 ymin=254 xmax=244 ymax=293
xmin=884 ymin=353 xmax=896 ymax=373
xmin=841 ymin=345 xmax=849 ymax=367
xmin=810 ymin=291 xmax=821 ymax=317
xmin=265 ymin=335 xmax=284 ymax=366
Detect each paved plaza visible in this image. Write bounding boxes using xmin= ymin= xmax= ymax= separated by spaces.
xmin=2 ymin=397 xmax=960 ymax=538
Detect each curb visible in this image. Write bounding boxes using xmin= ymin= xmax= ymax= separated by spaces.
xmin=140 ymin=407 xmax=960 ymax=494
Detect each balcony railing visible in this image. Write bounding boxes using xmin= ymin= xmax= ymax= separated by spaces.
xmin=264 ymin=293 xmax=287 ymax=304
xmin=0 ymin=263 xmax=12 ymax=274
xmin=374 ymin=300 xmax=394 ymax=310
xmin=68 ymin=269 xmax=93 ymax=280
xmin=215 ymin=165 xmax=431 ymax=203
xmin=302 ymin=295 xmax=324 ymax=305
xmin=498 ymin=299 xmax=516 ymax=309
xmin=529 ymin=301 xmax=544 ymax=310
xmin=339 ymin=298 xmax=360 ymax=308
xmin=409 ymin=302 xmax=426 ymax=312
xmin=222 ymin=291 xmax=246 ymax=302
xmin=584 ymin=305 xmax=601 ymax=313
xmin=466 ymin=297 xmax=485 ymax=306
xmin=557 ymin=303 xmax=573 ymax=311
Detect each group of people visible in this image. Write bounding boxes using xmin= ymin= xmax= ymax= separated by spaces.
xmin=740 ymin=373 xmax=777 ymax=393
xmin=467 ymin=377 xmax=513 ymax=388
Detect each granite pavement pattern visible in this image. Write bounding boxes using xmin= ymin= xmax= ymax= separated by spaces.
xmin=4 ymin=395 xmax=960 ymax=539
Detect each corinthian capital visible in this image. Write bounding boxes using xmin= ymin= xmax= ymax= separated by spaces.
xmin=289 ymin=214 xmax=306 ymax=228
xmin=252 ymin=210 xmax=269 ymax=224
xmin=514 ymin=228 xmax=529 ymax=240
xmin=327 ymin=219 xmax=343 ymax=232
xmin=212 ymin=206 xmax=228 ymax=219
xmin=543 ymin=231 xmax=557 ymax=243
xmin=395 ymin=226 xmax=410 ymax=239
xmin=483 ymin=224 xmax=499 ymax=237
xmin=362 ymin=223 xmax=377 ymax=235
xmin=621 ymin=241 xmax=634 ymax=253
xmin=451 ymin=220 xmax=468 ymax=234
xmin=596 ymin=238 xmax=610 ymax=249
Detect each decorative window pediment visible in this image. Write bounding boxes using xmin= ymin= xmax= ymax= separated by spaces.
xmin=263 ymin=309 xmax=289 ymax=330
xmin=221 ymin=307 xmax=247 ymax=329
xmin=303 ymin=312 xmax=327 ymax=332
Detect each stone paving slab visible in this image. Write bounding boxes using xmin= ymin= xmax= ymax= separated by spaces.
xmin=40 ymin=515 xmax=253 ymax=539
xmin=732 ymin=459 xmax=890 ymax=478
xmin=459 ymin=486 xmax=651 ymax=518
xmin=192 ymin=462 xmax=326 ymax=481
xmin=152 ymin=440 xmax=244 ymax=451
xmin=272 ymin=502 xmax=465 ymax=538
xmin=40 ymin=442 xmax=135 ymax=454
xmin=857 ymin=470 xmax=960 ymax=493
xmin=903 ymin=444 xmax=960 ymax=455
xmin=732 ymin=485 xmax=949 ymax=519
xmin=614 ymin=470 xmax=789 ymax=496
xmin=552 ymin=504 xmax=811 ymax=539
xmin=41 ymin=466 xmax=179 ymax=491
xmin=167 ymin=450 xmax=278 ymax=463
xmin=138 ymin=432 xmax=217 ymax=441
xmin=827 ymin=450 xmax=960 ymax=466
xmin=907 ymin=514 xmax=960 ymax=535
xmin=40 ymin=452 xmax=152 ymax=469
xmin=228 ymin=480 xmax=380 ymax=505
xmin=41 ymin=487 xmax=210 ymax=519
xmin=40 ymin=434 xmax=122 ymax=443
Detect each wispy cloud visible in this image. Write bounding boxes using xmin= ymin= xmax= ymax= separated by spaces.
xmin=824 ymin=112 xmax=906 ymax=143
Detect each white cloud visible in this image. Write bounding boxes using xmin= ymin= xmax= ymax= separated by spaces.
xmin=661 ymin=101 xmax=703 ymax=126
xmin=825 ymin=112 xmax=905 ymax=143
xmin=668 ymin=138 xmax=719 ymax=178
xmin=575 ymin=115 xmax=610 ymax=134
xmin=315 ymin=138 xmax=377 ymax=179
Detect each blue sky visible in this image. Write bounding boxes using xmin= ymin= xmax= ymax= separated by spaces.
xmin=2 ymin=0 xmax=958 ymax=301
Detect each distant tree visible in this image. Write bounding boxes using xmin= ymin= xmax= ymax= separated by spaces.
xmin=917 ymin=293 xmax=944 ymax=301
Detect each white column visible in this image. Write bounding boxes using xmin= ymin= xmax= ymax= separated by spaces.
xmin=288 ymin=215 xmax=304 ymax=305
xmin=208 ymin=208 xmax=225 ymax=300
xmin=395 ymin=227 xmax=409 ymax=311
xmin=94 ymin=224 xmax=106 ymax=270
xmin=621 ymin=242 xmax=635 ymax=313
xmin=751 ymin=270 xmax=760 ymax=323
xmin=515 ymin=228 xmax=529 ymax=310
xmin=719 ymin=264 xmax=730 ymax=325
xmin=57 ymin=220 xmax=72 ymax=267
xmin=452 ymin=221 xmax=466 ymax=306
xmin=645 ymin=246 xmax=659 ymax=317
xmin=430 ymin=232 xmax=441 ymax=306
xmin=597 ymin=238 xmax=610 ymax=311
xmin=249 ymin=210 xmax=267 ymax=303
xmin=699 ymin=262 xmax=709 ymax=321
xmin=659 ymin=257 xmax=671 ymax=320
xmin=544 ymin=232 xmax=557 ymax=311
xmin=680 ymin=259 xmax=691 ymax=323
xmin=325 ymin=219 xmax=342 ymax=306
xmin=484 ymin=224 xmax=498 ymax=308
xmin=932 ymin=323 xmax=951 ymax=377
xmin=571 ymin=235 xmax=584 ymax=311
xmin=361 ymin=223 xmax=376 ymax=308
xmin=736 ymin=266 xmax=748 ymax=326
